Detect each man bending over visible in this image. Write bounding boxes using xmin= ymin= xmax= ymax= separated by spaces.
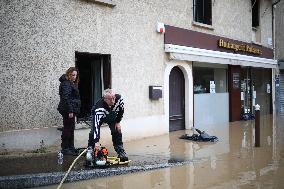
xmin=88 ymin=89 xmax=128 ymax=161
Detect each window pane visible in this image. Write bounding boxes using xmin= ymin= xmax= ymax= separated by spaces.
xmin=193 ymin=0 xmax=212 ymax=25
xmin=252 ymin=0 xmax=259 ymax=27
xmin=193 ymin=67 xmax=214 ymax=93
xmin=204 ymin=0 xmax=212 ymax=25
xmin=193 ymin=67 xmax=227 ymax=94
xmin=214 ymin=68 xmax=227 ymax=93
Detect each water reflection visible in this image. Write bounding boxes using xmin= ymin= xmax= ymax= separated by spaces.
xmin=36 ymin=115 xmax=284 ymax=189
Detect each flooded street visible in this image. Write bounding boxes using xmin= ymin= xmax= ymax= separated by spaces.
xmin=35 ymin=114 xmax=284 ymax=189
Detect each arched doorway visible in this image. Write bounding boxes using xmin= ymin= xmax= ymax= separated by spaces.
xmin=169 ymin=66 xmax=185 ymax=131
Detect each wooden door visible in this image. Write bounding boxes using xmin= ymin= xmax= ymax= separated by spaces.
xmin=169 ymin=67 xmax=185 ymax=131
xmin=76 ymin=52 xmax=111 ymax=120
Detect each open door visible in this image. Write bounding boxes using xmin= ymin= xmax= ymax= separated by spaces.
xmin=75 ymin=52 xmax=111 ymax=122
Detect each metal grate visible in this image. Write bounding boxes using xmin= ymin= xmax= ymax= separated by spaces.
xmin=279 ymin=73 xmax=284 ymax=115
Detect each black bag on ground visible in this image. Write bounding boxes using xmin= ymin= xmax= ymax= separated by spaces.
xmin=180 ymin=128 xmax=218 ymax=142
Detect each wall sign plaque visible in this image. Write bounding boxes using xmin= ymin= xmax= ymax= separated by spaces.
xmin=233 ymin=73 xmax=240 ymax=89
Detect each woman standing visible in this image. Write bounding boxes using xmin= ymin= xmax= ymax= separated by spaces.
xmin=57 ymin=67 xmax=81 ymax=155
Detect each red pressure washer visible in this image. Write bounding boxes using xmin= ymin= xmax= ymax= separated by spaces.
xmin=85 ymin=145 xmax=131 ymax=168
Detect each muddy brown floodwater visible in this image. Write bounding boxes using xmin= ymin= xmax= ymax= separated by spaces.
xmin=35 ymin=114 xmax=284 ymax=189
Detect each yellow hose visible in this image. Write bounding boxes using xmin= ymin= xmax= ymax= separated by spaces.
xmin=57 ymin=148 xmax=87 ymax=189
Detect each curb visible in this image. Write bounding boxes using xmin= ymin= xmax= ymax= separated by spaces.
xmin=0 ymin=161 xmax=191 ymax=189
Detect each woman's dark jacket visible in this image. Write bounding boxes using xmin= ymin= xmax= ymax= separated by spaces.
xmin=57 ymin=74 xmax=81 ymax=115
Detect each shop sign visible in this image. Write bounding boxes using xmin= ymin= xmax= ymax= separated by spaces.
xmin=218 ymin=39 xmax=262 ymax=55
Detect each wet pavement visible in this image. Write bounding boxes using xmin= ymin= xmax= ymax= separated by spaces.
xmin=1 ymin=114 xmax=284 ymax=189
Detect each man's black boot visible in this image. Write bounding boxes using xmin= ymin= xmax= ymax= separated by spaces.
xmin=61 ymin=138 xmax=77 ymax=156
xmin=115 ymin=145 xmax=128 ymax=162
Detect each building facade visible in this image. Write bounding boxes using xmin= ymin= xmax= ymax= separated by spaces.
xmin=0 ymin=0 xmax=277 ymax=142
xmin=275 ymin=0 xmax=284 ymax=115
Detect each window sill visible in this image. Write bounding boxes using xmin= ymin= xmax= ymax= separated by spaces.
xmin=252 ymin=27 xmax=258 ymax=31
xmin=88 ymin=0 xmax=116 ymax=7
xmin=192 ymin=21 xmax=214 ymax=30
xmin=251 ymin=41 xmax=262 ymax=46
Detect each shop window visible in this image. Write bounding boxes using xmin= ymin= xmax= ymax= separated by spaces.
xmin=193 ymin=67 xmax=227 ymax=94
xmin=251 ymin=0 xmax=259 ymax=28
xmin=193 ymin=0 xmax=212 ymax=25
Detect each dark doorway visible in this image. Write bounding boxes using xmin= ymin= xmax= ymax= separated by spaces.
xmin=75 ymin=52 xmax=111 ymax=120
xmin=169 ymin=66 xmax=185 ymax=132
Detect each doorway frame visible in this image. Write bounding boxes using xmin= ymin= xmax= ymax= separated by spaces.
xmin=164 ymin=60 xmax=194 ymax=131
xmin=75 ymin=51 xmax=112 ymax=120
